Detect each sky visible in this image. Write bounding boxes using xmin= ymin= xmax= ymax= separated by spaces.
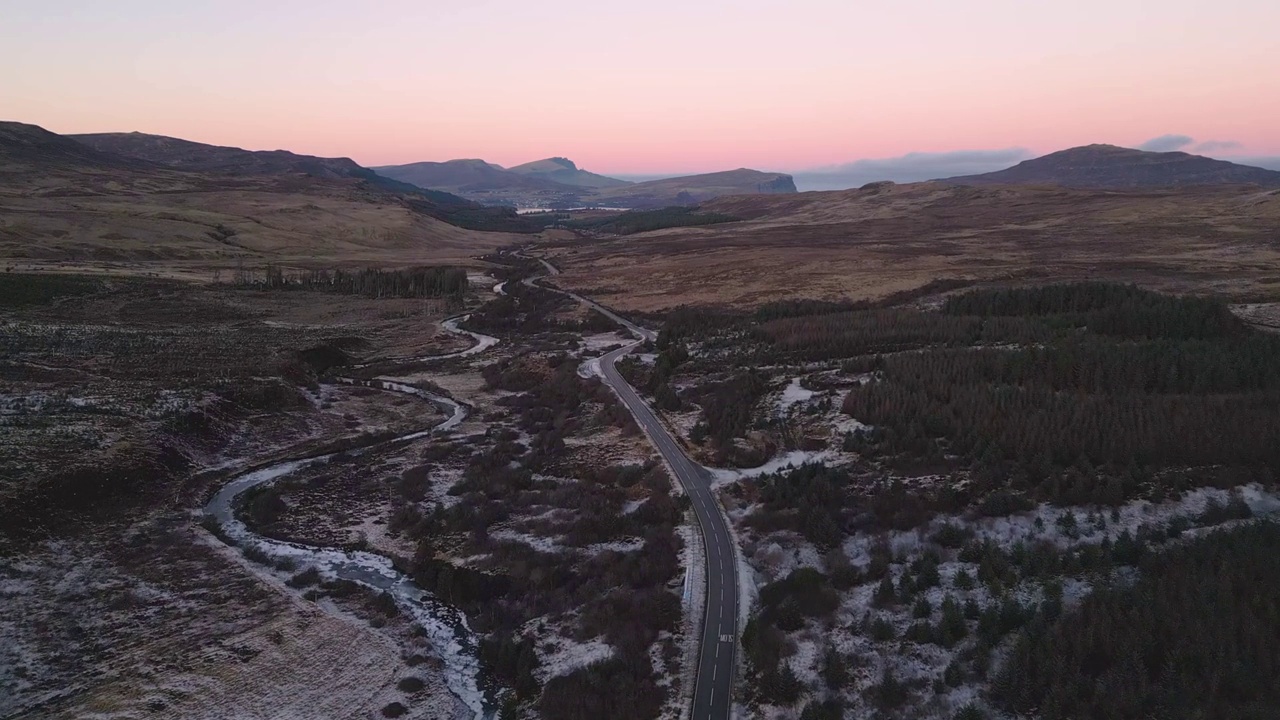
xmin=2 ymin=0 xmax=1278 ymax=178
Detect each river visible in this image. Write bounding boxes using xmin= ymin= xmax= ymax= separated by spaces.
xmin=203 ymin=319 xmax=501 ymax=719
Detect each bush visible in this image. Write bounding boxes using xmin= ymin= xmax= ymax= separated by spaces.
xmin=287 ymin=567 xmax=321 ymax=588
xmin=759 ymin=568 xmax=840 ymax=622
xmin=396 ymin=676 xmax=425 ymax=693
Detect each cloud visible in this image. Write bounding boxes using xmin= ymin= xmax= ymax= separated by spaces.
xmin=1137 ymin=134 xmax=1195 ymax=152
xmin=1193 ymin=140 xmax=1243 ymax=154
xmin=793 ymin=148 xmax=1033 ymax=191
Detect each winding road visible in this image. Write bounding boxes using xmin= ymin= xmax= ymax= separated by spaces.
xmin=207 ymin=257 xmax=739 ymax=720
xmin=522 ymin=252 xmax=739 ymax=720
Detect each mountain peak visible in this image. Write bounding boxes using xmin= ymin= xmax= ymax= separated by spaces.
xmin=941 ymin=144 xmax=1280 ymax=189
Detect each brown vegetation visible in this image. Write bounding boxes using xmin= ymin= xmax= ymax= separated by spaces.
xmin=541 ymin=181 xmax=1280 ymax=311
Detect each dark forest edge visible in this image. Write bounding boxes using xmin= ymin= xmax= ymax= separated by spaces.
xmin=992 ymin=521 xmax=1280 ymax=720
xmin=562 ymin=206 xmax=742 ymax=235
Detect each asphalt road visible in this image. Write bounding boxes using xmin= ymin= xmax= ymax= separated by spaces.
xmin=519 ymin=251 xmax=737 ymax=719
xmin=599 ymin=343 xmax=738 ymax=720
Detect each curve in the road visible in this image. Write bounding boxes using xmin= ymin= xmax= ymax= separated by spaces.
xmin=521 ymin=251 xmax=739 ymax=720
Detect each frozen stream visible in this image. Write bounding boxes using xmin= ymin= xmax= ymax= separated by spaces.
xmin=204 ymin=324 xmax=501 ymax=719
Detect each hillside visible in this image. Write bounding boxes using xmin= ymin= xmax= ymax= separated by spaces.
xmin=73 ymin=132 xmax=378 ymax=180
xmin=0 ymin=121 xmax=517 ymax=269
xmin=943 ymin=144 xmax=1280 ymax=189
xmin=507 ymin=157 xmax=631 ymax=189
xmin=542 ymin=180 xmax=1280 ymax=311
xmin=69 ymin=132 xmax=535 ymax=232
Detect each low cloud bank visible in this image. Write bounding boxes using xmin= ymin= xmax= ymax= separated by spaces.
xmin=793 ymin=148 xmax=1032 ymax=191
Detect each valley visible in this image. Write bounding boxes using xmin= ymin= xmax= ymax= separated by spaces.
xmin=5 ymin=118 xmax=1280 ymax=720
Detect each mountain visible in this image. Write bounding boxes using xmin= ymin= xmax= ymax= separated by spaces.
xmin=942 ymin=144 xmax=1280 ymax=189
xmin=373 ymin=158 xmax=568 ymax=193
xmin=375 ymin=157 xmax=796 ymax=209
xmin=594 ymin=169 xmax=797 ymax=207
xmin=506 ymin=157 xmax=631 ymax=189
xmin=67 ymin=131 xmax=536 ymax=232
xmin=0 ymin=121 xmax=521 ymax=264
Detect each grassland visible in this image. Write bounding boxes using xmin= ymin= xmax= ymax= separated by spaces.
xmin=540 ymin=182 xmax=1280 ymax=311
xmin=0 ymin=122 xmax=519 ymax=279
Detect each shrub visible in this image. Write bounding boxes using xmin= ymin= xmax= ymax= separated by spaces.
xmin=396 ymin=676 xmax=425 ymax=693
xmin=287 ymin=567 xmax=321 ymax=588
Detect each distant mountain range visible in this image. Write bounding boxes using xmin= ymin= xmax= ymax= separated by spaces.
xmin=941 ymin=144 xmax=1280 ymax=189
xmin=373 ymin=157 xmax=796 ymax=209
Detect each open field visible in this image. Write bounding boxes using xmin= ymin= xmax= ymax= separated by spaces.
xmin=540 ymin=182 xmax=1280 ymax=311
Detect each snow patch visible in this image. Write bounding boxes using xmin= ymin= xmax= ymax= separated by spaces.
xmin=775 ymin=377 xmax=815 ymax=412
xmin=707 ymin=450 xmax=837 ymax=487
xmin=534 ymin=636 xmax=613 ymax=682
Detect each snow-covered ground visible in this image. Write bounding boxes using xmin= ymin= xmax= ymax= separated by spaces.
xmin=774 ymin=377 xmax=816 ymax=412
xmin=842 ymin=482 xmax=1280 ymax=567
xmin=707 ymin=450 xmax=838 ymax=487
xmin=736 ymin=478 xmax=1280 ymax=720
xmin=533 ymin=635 xmax=613 ymax=683
xmin=490 ymin=528 xmax=645 ymax=556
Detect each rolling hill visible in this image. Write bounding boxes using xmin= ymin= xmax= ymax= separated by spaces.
xmin=542 ymin=179 xmax=1280 ymax=312
xmin=66 ymin=131 xmax=537 ymax=232
xmin=942 ymin=144 xmax=1280 ymax=189
xmin=73 ymin=132 xmax=379 ymax=180
xmin=0 ymin=121 xmax=518 ymax=268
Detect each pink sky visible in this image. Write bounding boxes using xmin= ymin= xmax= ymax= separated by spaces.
xmin=3 ymin=0 xmax=1278 ymax=173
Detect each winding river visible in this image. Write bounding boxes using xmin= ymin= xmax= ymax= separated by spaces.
xmin=203 ymin=318 xmax=501 ymax=719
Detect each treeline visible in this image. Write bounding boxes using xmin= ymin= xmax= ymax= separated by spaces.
xmin=689 ymin=370 xmax=769 ymax=447
xmin=0 ymin=272 xmax=105 ymax=307
xmin=567 ymin=206 xmax=740 ymax=235
xmin=235 ymin=265 xmax=469 ymax=299
xmin=942 ymin=282 xmax=1246 ymax=340
xmin=843 ymin=352 xmax=1280 ymax=470
xmin=397 ymin=187 xmax=556 ymax=233
xmin=761 ymin=308 xmax=1048 ymax=361
xmin=992 ymin=523 xmax=1280 ymax=720
xmin=753 ymin=278 xmax=976 ymax=324
xmin=833 ymin=284 xmax=1280 ymax=499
